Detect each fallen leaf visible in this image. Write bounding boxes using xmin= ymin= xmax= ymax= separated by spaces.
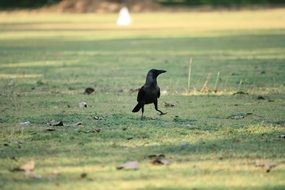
xmin=84 ymin=88 xmax=95 ymax=95
xmin=164 ymin=102 xmax=175 ymax=107
xmin=79 ymin=102 xmax=88 ymax=108
xmin=48 ymin=120 xmax=63 ymax=126
xmin=117 ymin=161 xmax=139 ymax=170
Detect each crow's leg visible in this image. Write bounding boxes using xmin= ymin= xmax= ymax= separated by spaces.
xmin=141 ymin=105 xmax=144 ymax=120
xmin=154 ymin=100 xmax=167 ymax=115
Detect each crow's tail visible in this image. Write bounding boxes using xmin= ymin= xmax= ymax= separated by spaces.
xmin=132 ymin=103 xmax=141 ymax=112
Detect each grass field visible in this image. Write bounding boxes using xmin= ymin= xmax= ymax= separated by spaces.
xmin=0 ymin=8 xmax=285 ymax=190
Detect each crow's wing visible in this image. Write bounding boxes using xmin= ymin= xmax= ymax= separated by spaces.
xmin=137 ymin=86 xmax=145 ymax=102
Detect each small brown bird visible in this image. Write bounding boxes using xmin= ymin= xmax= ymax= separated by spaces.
xmin=132 ymin=69 xmax=167 ymax=119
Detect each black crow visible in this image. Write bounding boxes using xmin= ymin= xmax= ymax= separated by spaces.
xmin=132 ymin=69 xmax=167 ymax=119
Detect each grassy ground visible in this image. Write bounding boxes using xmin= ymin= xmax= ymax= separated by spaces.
xmin=0 ymin=8 xmax=285 ymax=190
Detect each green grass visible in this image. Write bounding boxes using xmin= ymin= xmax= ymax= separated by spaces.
xmin=0 ymin=9 xmax=285 ymax=190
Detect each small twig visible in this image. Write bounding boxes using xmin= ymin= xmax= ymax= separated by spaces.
xmin=187 ymin=58 xmax=192 ymax=94
xmin=214 ymin=72 xmax=220 ymax=92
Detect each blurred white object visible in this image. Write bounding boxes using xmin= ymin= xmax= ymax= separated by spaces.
xmin=116 ymin=7 xmax=132 ymax=26
xmin=161 ymin=90 xmax=168 ymax=96
xmin=20 ymin=121 xmax=31 ymax=126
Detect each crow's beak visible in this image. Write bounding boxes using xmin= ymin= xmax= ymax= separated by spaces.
xmin=158 ymin=70 xmax=166 ymax=74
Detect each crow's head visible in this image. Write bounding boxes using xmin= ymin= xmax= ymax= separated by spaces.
xmin=148 ymin=69 xmax=167 ymax=78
